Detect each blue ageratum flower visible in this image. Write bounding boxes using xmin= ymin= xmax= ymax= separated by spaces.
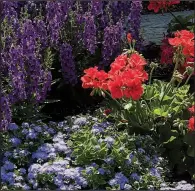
xmin=33 ymin=126 xmax=42 ymax=133
xmin=7 ymin=123 xmax=18 ymax=131
xmin=26 ymin=129 xmax=37 ymax=139
xmin=104 ymin=157 xmax=114 ymax=165
xmin=109 ymin=172 xmax=129 ymax=190
xmin=130 ymin=173 xmax=140 ymax=181
xmin=3 ymin=161 xmax=15 ymax=171
xmin=138 ymin=148 xmax=145 ymax=154
xmin=10 ymin=137 xmax=21 ymax=147
xmin=98 ymin=168 xmax=106 ymax=175
xmin=104 ymin=136 xmax=115 ymax=148
xmin=91 ymin=124 xmax=104 ymax=134
xmin=150 ymin=168 xmax=161 ymax=178
xmin=73 ymin=117 xmax=87 ymax=126
xmin=19 ymin=168 xmax=26 ymax=175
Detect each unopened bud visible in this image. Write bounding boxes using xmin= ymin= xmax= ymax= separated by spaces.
xmin=185 ymin=66 xmax=194 ymax=75
xmin=150 ymin=62 xmax=158 ymax=69
xmin=178 ymin=123 xmax=184 ymax=128
xmin=173 ymin=70 xmax=184 ymax=83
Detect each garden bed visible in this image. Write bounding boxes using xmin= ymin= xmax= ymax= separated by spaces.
xmin=1 ymin=114 xmax=195 ymax=190
xmin=1 ymin=1 xmax=195 ymax=190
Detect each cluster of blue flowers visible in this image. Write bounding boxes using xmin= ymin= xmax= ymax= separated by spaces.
xmin=1 ymin=114 xmax=169 ymax=190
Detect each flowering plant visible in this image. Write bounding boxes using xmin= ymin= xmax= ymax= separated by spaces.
xmin=81 ymin=31 xmax=195 ymax=175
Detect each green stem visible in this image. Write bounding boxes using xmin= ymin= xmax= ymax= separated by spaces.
xmin=149 ymin=67 xmax=155 ymax=85
xmin=171 ymin=60 xmax=179 ymax=81
xmin=160 ymin=78 xmax=174 ymax=105
xmin=184 ymin=73 xmax=193 ymax=85
xmin=103 ymin=90 xmax=122 ymax=109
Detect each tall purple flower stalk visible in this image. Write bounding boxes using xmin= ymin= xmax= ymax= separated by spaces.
xmin=100 ymin=21 xmax=123 ymax=67
xmin=46 ymin=1 xmax=72 ymax=47
xmin=59 ymin=43 xmax=77 ymax=85
xmin=46 ymin=2 xmax=63 ymax=47
xmin=0 ymin=96 xmax=12 ymax=130
xmin=90 ymin=0 xmax=103 ymax=16
xmin=2 ymin=1 xmax=18 ymax=21
xmin=8 ymin=46 xmax=27 ymax=104
xmin=19 ymin=19 xmax=43 ymax=103
xmin=83 ymin=12 xmax=97 ymax=55
xmin=128 ymin=0 xmax=143 ymax=51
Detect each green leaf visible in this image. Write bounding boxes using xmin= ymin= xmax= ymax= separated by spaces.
xmin=153 ymin=108 xmax=168 ymax=117
xmin=124 ymin=103 xmax=132 ymax=110
xmin=163 ymin=136 xmax=176 ymax=144
xmin=163 ymin=95 xmax=172 ymax=101
xmin=183 ymin=133 xmax=195 ymax=146
xmin=187 ymin=146 xmax=195 ymax=157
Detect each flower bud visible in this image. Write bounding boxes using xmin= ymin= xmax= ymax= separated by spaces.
xmin=178 ymin=123 xmax=184 ymax=128
xmin=185 ymin=66 xmax=194 ymax=75
xmin=173 ymin=70 xmax=184 ymax=83
xmin=173 ymin=122 xmax=179 ymax=127
xmin=127 ymin=33 xmax=132 ymax=43
xmin=150 ymin=62 xmax=158 ymax=69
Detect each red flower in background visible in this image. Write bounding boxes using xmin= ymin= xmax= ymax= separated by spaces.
xmin=188 ymin=117 xmax=195 ymax=131
xmin=160 ymin=37 xmax=174 ymax=64
xmin=168 ymin=30 xmax=194 ymax=57
xmin=104 ymin=109 xmax=112 ymax=115
xmin=148 ymin=0 xmax=180 ymax=13
xmin=188 ymin=105 xmax=195 ymax=114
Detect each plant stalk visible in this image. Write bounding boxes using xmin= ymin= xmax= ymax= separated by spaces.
xmin=149 ymin=67 xmax=155 ymax=85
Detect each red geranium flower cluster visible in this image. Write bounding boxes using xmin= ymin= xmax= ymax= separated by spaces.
xmin=81 ymin=67 xmax=108 ymax=90
xmin=160 ymin=37 xmax=174 ymax=64
xmin=168 ymin=30 xmax=194 ymax=76
xmin=168 ymin=30 xmax=194 ymax=57
xmin=187 ymin=105 xmax=195 ymax=132
xmin=148 ymin=0 xmax=180 ymax=13
xmin=81 ymin=53 xmax=148 ymax=100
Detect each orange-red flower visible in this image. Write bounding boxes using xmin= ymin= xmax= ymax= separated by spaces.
xmin=168 ymin=30 xmax=194 ymax=57
xmin=148 ymin=0 xmax=180 ymax=13
xmin=81 ymin=67 xmax=108 ymax=90
xmin=127 ymin=53 xmax=147 ymax=70
xmin=81 ymin=51 xmax=148 ymax=101
xmin=108 ymin=70 xmax=144 ymax=100
xmin=188 ymin=116 xmax=195 ymax=131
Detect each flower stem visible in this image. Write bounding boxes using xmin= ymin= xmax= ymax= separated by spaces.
xmin=149 ymin=67 xmax=155 ymax=85
xmin=103 ymin=90 xmax=122 ymax=109
xmin=184 ymin=73 xmax=193 ymax=85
